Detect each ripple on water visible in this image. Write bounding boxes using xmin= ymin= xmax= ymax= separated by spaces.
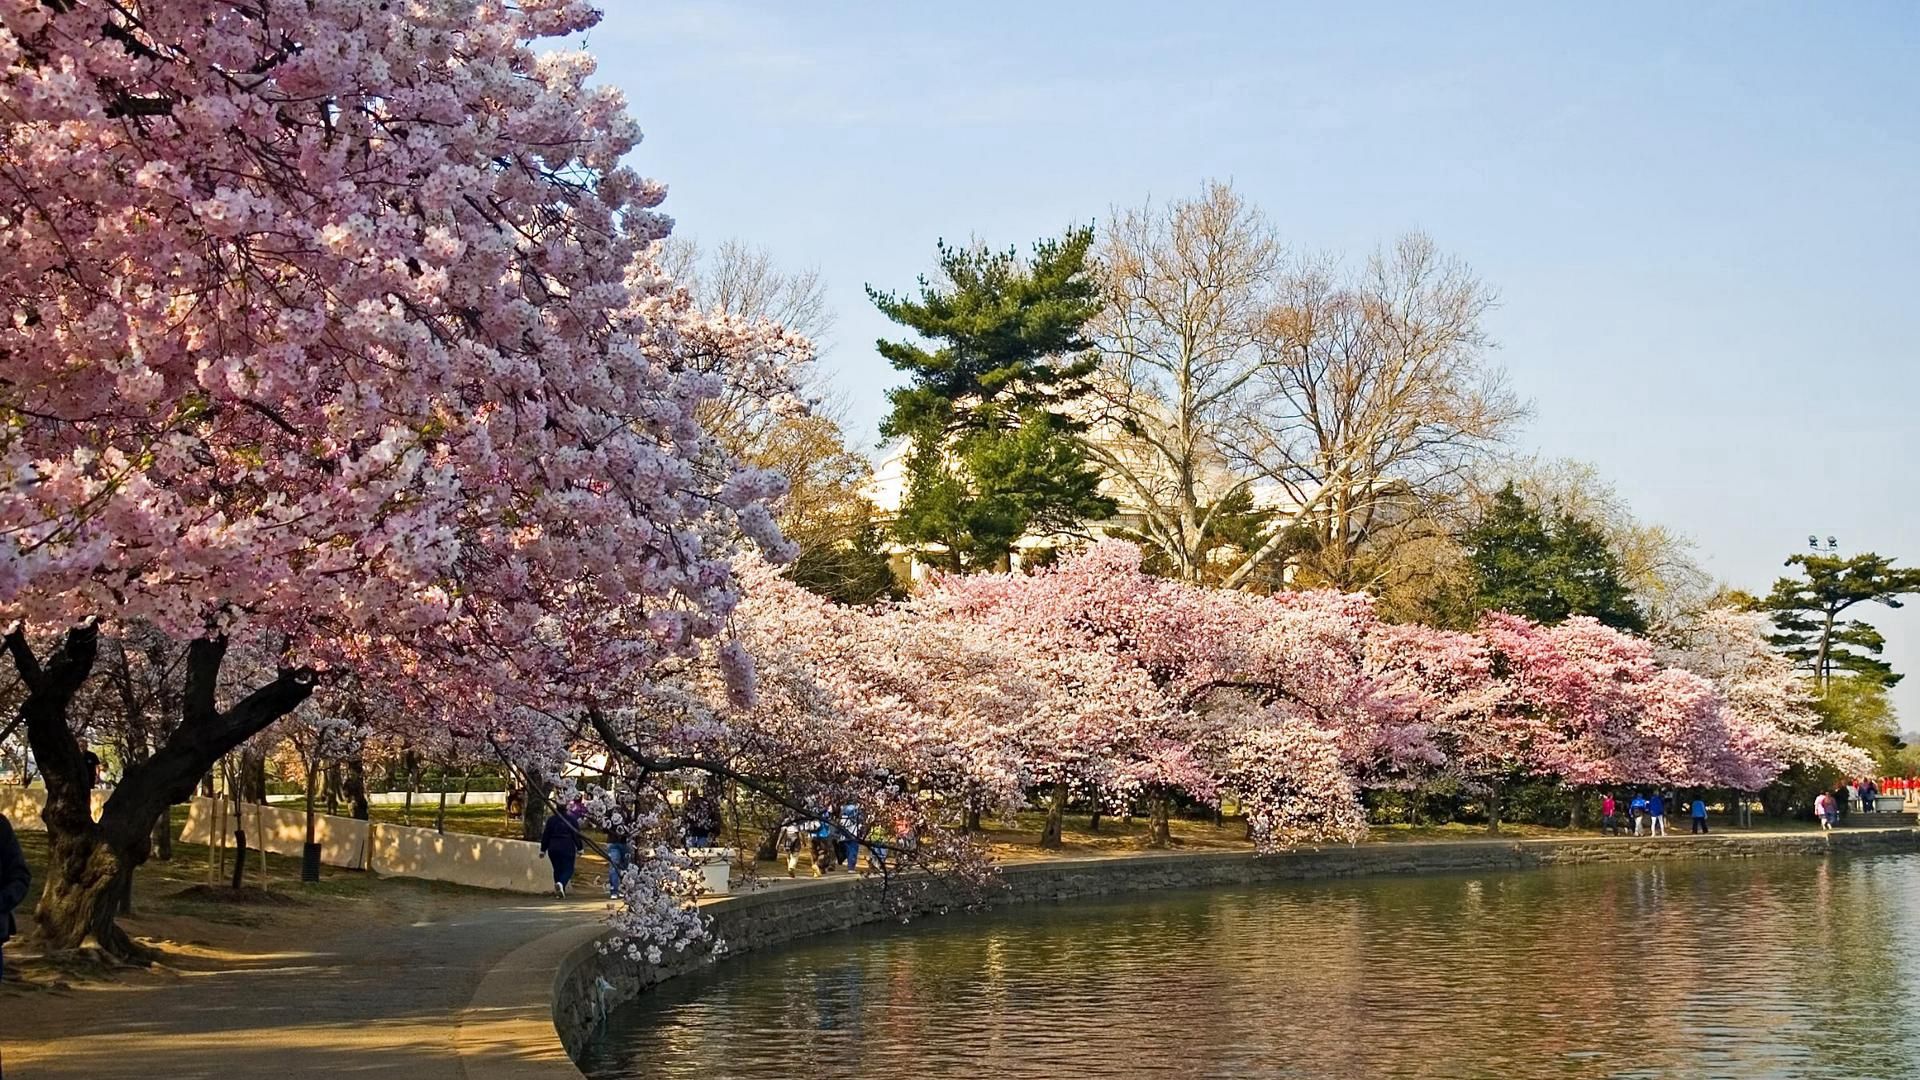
xmin=579 ymin=853 xmax=1920 ymax=1080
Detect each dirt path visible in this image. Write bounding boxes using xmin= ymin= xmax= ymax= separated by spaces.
xmin=1 ymin=886 xmax=604 ymax=1080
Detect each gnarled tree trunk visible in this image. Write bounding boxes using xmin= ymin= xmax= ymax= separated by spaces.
xmin=520 ymin=766 xmax=547 ymax=841
xmin=344 ymin=755 xmax=370 ymax=820
xmin=1039 ymin=781 xmax=1068 ymax=848
xmin=1149 ymin=791 xmax=1172 ymax=848
xmin=12 ymin=628 xmax=314 ymax=959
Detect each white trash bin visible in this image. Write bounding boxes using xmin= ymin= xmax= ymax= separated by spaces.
xmin=692 ymin=848 xmax=734 ymax=896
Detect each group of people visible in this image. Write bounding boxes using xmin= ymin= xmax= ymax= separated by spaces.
xmin=1600 ymin=791 xmax=1711 ymax=836
xmin=536 ymin=786 xmax=723 ymax=900
xmin=1814 ymin=778 xmax=1888 ymax=830
xmin=776 ymin=803 xmax=914 ymax=879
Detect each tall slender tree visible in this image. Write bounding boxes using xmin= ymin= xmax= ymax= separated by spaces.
xmin=1753 ymin=553 xmax=1920 ymax=690
xmin=872 ymin=229 xmax=1115 ymax=571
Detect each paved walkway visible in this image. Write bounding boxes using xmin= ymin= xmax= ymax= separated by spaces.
xmin=1 ymin=891 xmax=604 ymax=1080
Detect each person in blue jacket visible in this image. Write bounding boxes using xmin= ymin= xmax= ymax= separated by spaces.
xmin=1 ymin=812 xmax=30 ymax=984
xmin=539 ymin=804 xmax=582 ymax=899
xmin=1629 ymin=793 xmax=1649 ymax=836
xmin=1690 ymin=796 xmax=1709 ymax=834
xmin=1648 ymin=791 xmax=1668 ymax=836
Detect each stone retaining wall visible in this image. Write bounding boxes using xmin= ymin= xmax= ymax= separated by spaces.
xmin=553 ymin=827 xmax=1920 ymax=1069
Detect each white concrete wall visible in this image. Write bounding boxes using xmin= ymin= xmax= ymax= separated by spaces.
xmin=0 ymin=785 xmax=107 ymax=828
xmin=0 ymin=783 xmax=45 ymax=826
xmin=366 ymin=820 xmax=549 ymax=894
xmin=3 ymin=788 xmax=725 ymax=899
xmin=182 ymin=796 xmax=553 ymax=893
xmin=180 ymin=796 xmax=370 ymax=868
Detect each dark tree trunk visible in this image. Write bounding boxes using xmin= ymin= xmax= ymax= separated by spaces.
xmin=520 ymin=767 xmax=547 ymax=841
xmin=304 ymin=763 xmax=321 ymax=848
xmin=1487 ymin=783 xmax=1504 ymax=835
xmin=11 ymin=628 xmax=314 ymax=958
xmin=230 ymin=819 xmax=249 ymax=890
xmin=324 ymin=761 xmax=341 ymax=816
xmin=1569 ymin=786 xmax=1586 ymax=830
xmin=1149 ymin=793 xmax=1172 ymax=848
xmin=345 ymin=755 xmax=370 ymax=820
xmin=1089 ymin=807 xmax=1102 ymax=833
xmin=111 ymin=839 xmax=142 ymax=917
xmin=963 ymin=801 xmax=982 ymax=833
xmin=1039 ymin=781 xmax=1069 ymax=848
xmin=402 ymin=751 xmax=419 ymax=826
xmin=151 ymin=813 xmax=173 ymax=861
xmin=458 ymin=771 xmax=473 ymax=806
xmin=435 ymin=786 xmax=448 ymax=835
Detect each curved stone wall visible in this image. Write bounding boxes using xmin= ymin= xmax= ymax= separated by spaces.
xmin=553 ymin=828 xmax=1920 ymax=1069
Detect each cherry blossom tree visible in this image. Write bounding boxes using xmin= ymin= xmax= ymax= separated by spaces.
xmin=0 ymin=0 xmax=796 ymax=955
xmin=1475 ymin=611 xmax=1821 ymax=811
xmin=1658 ymin=607 xmax=1872 ymax=784
xmin=929 ymin=542 xmax=1379 ymax=848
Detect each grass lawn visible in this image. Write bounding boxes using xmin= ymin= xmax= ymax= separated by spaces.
xmin=364 ymin=798 xmax=525 ymax=839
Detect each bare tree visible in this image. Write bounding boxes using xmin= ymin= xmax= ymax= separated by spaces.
xmin=1083 ymin=181 xmax=1291 ymax=582
xmin=1225 ymin=232 xmax=1525 ymax=590
xmin=656 ymin=237 xmax=886 ymax=600
xmin=1085 ymin=182 xmax=1523 ymax=590
xmin=659 ymin=236 xmax=836 ymax=346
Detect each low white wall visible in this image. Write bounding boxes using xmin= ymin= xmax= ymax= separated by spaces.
xmin=367 ymin=819 xmax=549 ymax=894
xmin=183 ymin=796 xmax=552 ymax=894
xmin=181 ymin=797 xmax=370 ymax=868
xmin=0 ymin=785 xmax=108 ymax=828
xmin=0 ymin=784 xmax=44 ymax=825
xmin=6 ymin=787 xmax=559 ymax=895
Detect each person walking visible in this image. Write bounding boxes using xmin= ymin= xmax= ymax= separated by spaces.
xmin=1815 ymin=791 xmax=1835 ymax=830
xmin=539 ymin=804 xmax=581 ymax=899
xmin=1629 ymin=793 xmax=1649 ymax=836
xmin=603 ymin=812 xmax=631 ymax=899
xmin=1690 ymin=796 xmax=1709 ymax=834
xmin=1649 ymin=791 xmax=1667 ymax=837
xmin=684 ymin=786 xmax=720 ymax=850
xmin=1 ymin=812 xmax=29 ymax=986
xmin=1601 ymin=793 xmax=1619 ymax=836
xmin=810 ymin=814 xmax=840 ymax=876
xmin=1861 ymin=777 xmax=1879 ymax=813
xmin=840 ymin=802 xmax=864 ymax=872
xmin=779 ymin=820 xmax=805 ymax=878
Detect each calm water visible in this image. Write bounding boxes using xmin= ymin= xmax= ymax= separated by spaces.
xmin=581 ymin=853 xmax=1920 ymax=1079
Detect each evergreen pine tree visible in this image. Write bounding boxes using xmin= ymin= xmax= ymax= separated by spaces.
xmin=1463 ymin=483 xmax=1646 ymax=631
xmin=871 ymin=228 xmax=1115 ymax=570
xmin=1752 ymin=553 xmax=1920 ymax=689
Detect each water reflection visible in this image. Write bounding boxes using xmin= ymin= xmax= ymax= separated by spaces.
xmin=582 ymin=854 xmax=1920 ymax=1079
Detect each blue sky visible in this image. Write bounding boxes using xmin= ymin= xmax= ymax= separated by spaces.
xmin=586 ymin=2 xmax=1920 ymax=724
